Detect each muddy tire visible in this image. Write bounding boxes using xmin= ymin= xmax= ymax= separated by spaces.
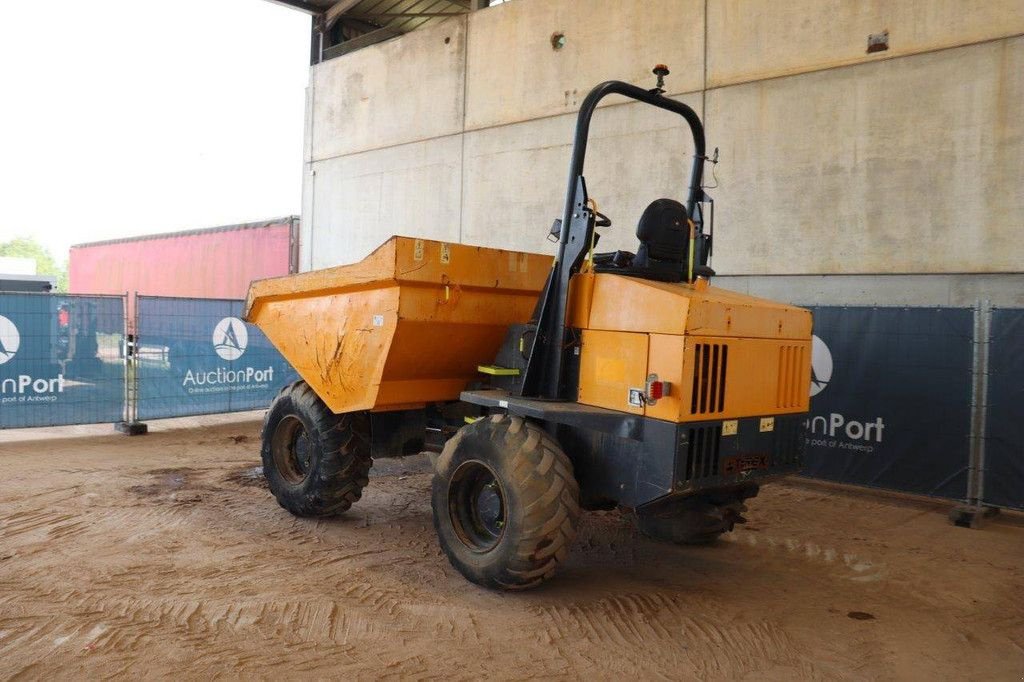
xmin=261 ymin=381 xmax=371 ymax=517
xmin=432 ymin=415 xmax=580 ymax=590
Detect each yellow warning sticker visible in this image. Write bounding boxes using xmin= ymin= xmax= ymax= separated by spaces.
xmin=413 ymin=239 xmax=424 ymax=261
xmin=440 ymin=243 xmax=451 ymax=264
xmin=760 ymin=417 xmax=775 ymax=432
xmin=722 ymin=420 xmax=738 ymax=436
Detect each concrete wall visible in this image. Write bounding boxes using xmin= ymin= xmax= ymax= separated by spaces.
xmin=464 ymin=0 xmax=704 ymax=129
xmin=299 ymin=0 xmax=1024 ymax=300
xmin=710 ymin=37 xmax=1023 ymax=275
xmin=716 ymin=273 xmax=1024 ymax=308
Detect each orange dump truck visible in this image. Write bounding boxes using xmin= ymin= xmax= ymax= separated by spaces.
xmin=246 ymin=76 xmax=812 ymax=590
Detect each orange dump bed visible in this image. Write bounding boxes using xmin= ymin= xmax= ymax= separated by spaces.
xmin=245 ymin=237 xmax=551 ymax=414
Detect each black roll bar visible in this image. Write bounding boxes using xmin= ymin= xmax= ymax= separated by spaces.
xmin=554 ymin=80 xmax=707 ymax=257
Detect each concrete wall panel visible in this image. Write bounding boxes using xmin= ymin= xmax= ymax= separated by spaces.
xmin=465 ymin=0 xmax=704 ymax=130
xmin=299 ymin=163 xmax=315 ymax=271
xmin=311 ymin=17 xmax=466 ymax=161
xmin=462 ymin=93 xmax=703 ymax=255
xmin=307 ymin=135 xmax=463 ymax=268
xmin=302 ymin=82 xmax=314 ymax=163
xmin=707 ymin=0 xmax=1024 ymax=87
xmin=716 ymin=274 xmax=1024 ymax=307
xmin=300 ymin=82 xmax=316 ymax=271
xmin=706 ymin=37 xmax=1023 ymax=275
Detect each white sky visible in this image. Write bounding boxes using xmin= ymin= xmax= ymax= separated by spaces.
xmin=0 ymin=0 xmax=310 ymax=262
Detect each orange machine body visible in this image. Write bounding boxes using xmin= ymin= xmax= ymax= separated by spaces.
xmin=246 ymin=236 xmax=811 ymax=422
xmin=245 ymin=237 xmax=551 ymax=414
xmin=568 ymin=271 xmax=812 ymax=423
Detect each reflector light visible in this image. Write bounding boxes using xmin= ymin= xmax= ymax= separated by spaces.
xmin=648 ymin=380 xmax=671 ymax=401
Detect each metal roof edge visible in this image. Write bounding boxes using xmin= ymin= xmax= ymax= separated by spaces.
xmin=70 ymin=216 xmax=300 ymax=249
xmin=0 ymin=274 xmax=56 ymax=283
xmin=261 ymin=0 xmax=324 ymax=14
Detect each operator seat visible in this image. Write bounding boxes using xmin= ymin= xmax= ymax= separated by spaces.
xmin=634 ymin=198 xmax=688 ymax=274
xmin=593 ymin=198 xmax=690 ymax=282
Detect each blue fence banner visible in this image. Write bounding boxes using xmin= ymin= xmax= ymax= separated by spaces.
xmin=135 ymin=296 xmax=297 ymax=420
xmin=0 ymin=293 xmax=126 ymax=428
xmin=801 ymin=306 xmax=974 ymax=500
xmin=983 ymin=308 xmax=1024 ymax=510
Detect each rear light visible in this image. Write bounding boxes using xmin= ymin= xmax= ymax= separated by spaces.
xmin=645 ymin=374 xmax=671 ymax=405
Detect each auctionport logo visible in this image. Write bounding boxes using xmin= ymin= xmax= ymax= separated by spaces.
xmin=0 ymin=314 xmax=65 ymax=401
xmin=182 ymin=317 xmax=271 ymax=393
xmin=805 ymin=333 xmax=885 ymax=449
xmin=213 ymin=317 xmax=248 ymax=361
xmin=810 ymin=334 xmax=832 ymax=397
xmin=0 ymin=315 xmax=20 ymax=365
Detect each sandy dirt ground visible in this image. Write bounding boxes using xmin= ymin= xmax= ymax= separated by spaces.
xmin=1 ymin=416 xmax=1022 ymax=680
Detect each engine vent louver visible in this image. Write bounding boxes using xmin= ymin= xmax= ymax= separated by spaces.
xmin=683 ymin=425 xmax=723 ymax=481
xmin=776 ymin=344 xmax=806 ymax=409
xmin=690 ymin=343 xmax=728 ymax=415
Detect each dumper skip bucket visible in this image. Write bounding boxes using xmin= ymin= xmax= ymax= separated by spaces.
xmin=245 ymin=237 xmax=551 ymax=414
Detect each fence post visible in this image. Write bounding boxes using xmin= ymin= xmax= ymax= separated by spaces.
xmin=115 ymin=291 xmax=148 ymax=435
xmin=134 ymin=293 xmax=140 ymax=424
xmin=122 ymin=292 xmax=129 ymax=421
xmin=950 ymin=299 xmax=997 ymax=527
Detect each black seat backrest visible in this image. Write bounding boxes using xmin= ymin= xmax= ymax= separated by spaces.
xmin=634 ymin=198 xmax=688 ymax=267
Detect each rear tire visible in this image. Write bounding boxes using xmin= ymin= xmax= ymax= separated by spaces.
xmin=432 ymin=415 xmax=580 ymax=590
xmin=261 ymin=381 xmax=371 ymax=517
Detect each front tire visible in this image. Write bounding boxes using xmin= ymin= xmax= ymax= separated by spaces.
xmin=432 ymin=415 xmax=580 ymax=590
xmin=261 ymin=381 xmax=371 ymax=517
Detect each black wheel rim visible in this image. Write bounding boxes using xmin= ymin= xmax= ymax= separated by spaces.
xmin=448 ymin=460 xmax=507 ymax=552
xmin=271 ymin=415 xmax=314 ymax=484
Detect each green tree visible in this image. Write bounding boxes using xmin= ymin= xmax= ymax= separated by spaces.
xmin=0 ymin=237 xmax=68 ymax=291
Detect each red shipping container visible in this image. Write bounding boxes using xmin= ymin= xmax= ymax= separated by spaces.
xmin=69 ymin=217 xmax=299 ymax=334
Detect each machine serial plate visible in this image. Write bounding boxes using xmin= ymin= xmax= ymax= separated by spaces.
xmin=722 ymin=454 xmax=770 ymax=475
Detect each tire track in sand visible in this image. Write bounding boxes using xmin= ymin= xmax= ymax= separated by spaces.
xmin=532 ymin=592 xmax=806 ymax=676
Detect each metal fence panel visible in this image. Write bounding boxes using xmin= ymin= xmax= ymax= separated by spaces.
xmin=0 ymin=293 xmax=125 ymax=428
xmin=135 ymin=296 xmax=297 ymax=420
xmin=982 ymin=308 xmax=1024 ymax=510
xmin=801 ymin=306 xmax=973 ymax=499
